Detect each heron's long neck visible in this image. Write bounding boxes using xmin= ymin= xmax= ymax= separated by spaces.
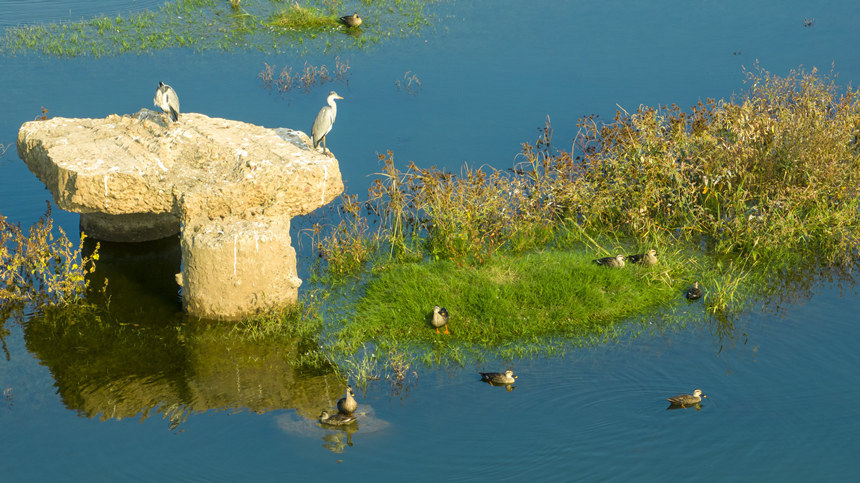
xmin=328 ymin=97 xmax=338 ymax=120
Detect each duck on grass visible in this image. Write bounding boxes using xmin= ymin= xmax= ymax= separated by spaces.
xmin=329 ymin=248 xmax=699 ymax=357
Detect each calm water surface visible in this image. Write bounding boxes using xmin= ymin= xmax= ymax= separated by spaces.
xmin=2 ymin=0 xmax=859 ymax=480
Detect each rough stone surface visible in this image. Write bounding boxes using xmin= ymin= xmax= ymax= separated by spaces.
xmin=17 ymin=110 xmax=344 ymax=319
xmin=18 ymin=110 xmax=342 ymax=230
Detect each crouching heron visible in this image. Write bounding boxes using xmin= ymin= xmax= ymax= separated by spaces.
xmin=312 ymin=91 xmax=343 ymax=154
xmin=153 ymin=81 xmax=180 ymax=123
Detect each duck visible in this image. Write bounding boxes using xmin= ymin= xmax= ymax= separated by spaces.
xmin=593 ymin=254 xmax=625 ymax=268
xmin=627 ymin=249 xmax=658 ymax=266
xmin=431 ymin=305 xmax=450 ymax=334
xmin=686 ymin=282 xmax=703 ymax=300
xmin=336 ymin=385 xmax=357 ymax=414
xmin=667 ymin=389 xmax=706 ymax=407
xmin=319 ymin=410 xmax=357 ymax=426
xmin=340 ymin=12 xmax=362 ymax=28
xmin=153 ymin=81 xmax=180 ymax=123
xmin=479 ymin=370 xmax=517 ymax=385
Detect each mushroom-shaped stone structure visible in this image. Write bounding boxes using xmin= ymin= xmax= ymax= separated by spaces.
xmin=17 ymin=110 xmax=344 ymax=320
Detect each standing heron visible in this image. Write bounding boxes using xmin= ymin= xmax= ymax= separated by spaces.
xmin=153 ymin=81 xmax=180 ymax=123
xmin=312 ymin=91 xmax=343 ymax=154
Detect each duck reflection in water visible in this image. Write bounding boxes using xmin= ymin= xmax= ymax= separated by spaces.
xmin=321 ymin=424 xmax=358 ymax=454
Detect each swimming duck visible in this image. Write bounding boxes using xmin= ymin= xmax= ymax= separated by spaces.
xmin=431 ymin=305 xmax=450 ymax=334
xmin=479 ymin=370 xmax=517 ymax=385
xmin=319 ymin=410 xmax=357 ymax=426
xmin=340 ymin=13 xmax=362 ymax=27
xmin=686 ymin=282 xmax=703 ymax=300
xmin=153 ymin=81 xmax=180 ymax=123
xmin=337 ymin=385 xmax=357 ymax=414
xmin=667 ymin=389 xmax=706 ymax=407
xmin=593 ymin=254 xmax=625 ymax=268
xmin=627 ymin=249 xmax=658 ymax=266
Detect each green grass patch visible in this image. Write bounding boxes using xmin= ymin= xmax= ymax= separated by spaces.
xmin=268 ymin=3 xmax=339 ymax=30
xmin=332 ymin=249 xmax=689 ymax=354
xmin=0 ymin=0 xmax=439 ymax=57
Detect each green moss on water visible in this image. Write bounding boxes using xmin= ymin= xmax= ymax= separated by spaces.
xmin=0 ymin=0 xmax=438 ymax=58
xmin=267 ymin=4 xmax=339 ymax=30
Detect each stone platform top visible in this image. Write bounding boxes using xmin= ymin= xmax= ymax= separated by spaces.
xmin=17 ymin=110 xmax=345 ymax=319
xmin=17 ymin=110 xmax=343 ymax=224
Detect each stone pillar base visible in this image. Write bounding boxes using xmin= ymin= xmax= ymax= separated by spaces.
xmin=180 ymin=216 xmax=301 ymax=320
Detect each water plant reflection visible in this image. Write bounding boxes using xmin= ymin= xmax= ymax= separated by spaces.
xmin=21 ymin=305 xmax=343 ymax=429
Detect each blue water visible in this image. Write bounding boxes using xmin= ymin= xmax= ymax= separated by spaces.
xmin=2 ymin=0 xmax=860 ymax=480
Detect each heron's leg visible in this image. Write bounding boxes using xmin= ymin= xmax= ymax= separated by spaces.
xmin=321 ymin=136 xmax=327 ymax=153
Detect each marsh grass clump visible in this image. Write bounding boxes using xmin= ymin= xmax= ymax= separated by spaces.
xmin=259 ymin=57 xmax=349 ymax=94
xmin=312 ymin=194 xmax=378 ymax=278
xmin=317 ymin=67 xmax=860 ymax=276
xmin=1 ymin=203 xmax=98 ymax=310
xmin=395 ymin=71 xmax=422 ymax=95
xmin=230 ymin=295 xmax=337 ymax=371
xmin=267 ymin=2 xmax=339 ymax=30
xmin=571 ymin=65 xmax=860 ymax=263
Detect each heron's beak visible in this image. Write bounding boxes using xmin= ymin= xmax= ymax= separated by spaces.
xmin=336 ymin=95 xmax=344 ymax=99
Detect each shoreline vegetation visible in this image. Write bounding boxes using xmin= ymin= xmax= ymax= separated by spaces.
xmin=308 ymin=66 xmax=860 ymax=376
xmin=0 ymin=0 xmax=436 ymax=58
xmin=4 ymin=67 xmax=860 ymax=386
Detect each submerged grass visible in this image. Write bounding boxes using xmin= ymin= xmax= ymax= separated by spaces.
xmin=268 ymin=2 xmax=338 ymax=30
xmin=0 ymin=0 xmax=439 ymax=57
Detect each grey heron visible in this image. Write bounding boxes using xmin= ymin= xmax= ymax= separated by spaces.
xmin=340 ymin=13 xmax=362 ymax=27
xmin=312 ymin=91 xmax=343 ymax=154
xmin=153 ymin=81 xmax=180 ymax=123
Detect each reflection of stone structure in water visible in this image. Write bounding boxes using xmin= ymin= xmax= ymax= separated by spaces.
xmin=17 ymin=111 xmax=343 ymax=319
xmin=82 ymin=236 xmax=183 ymax=319
xmin=22 ymin=314 xmax=344 ymax=426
